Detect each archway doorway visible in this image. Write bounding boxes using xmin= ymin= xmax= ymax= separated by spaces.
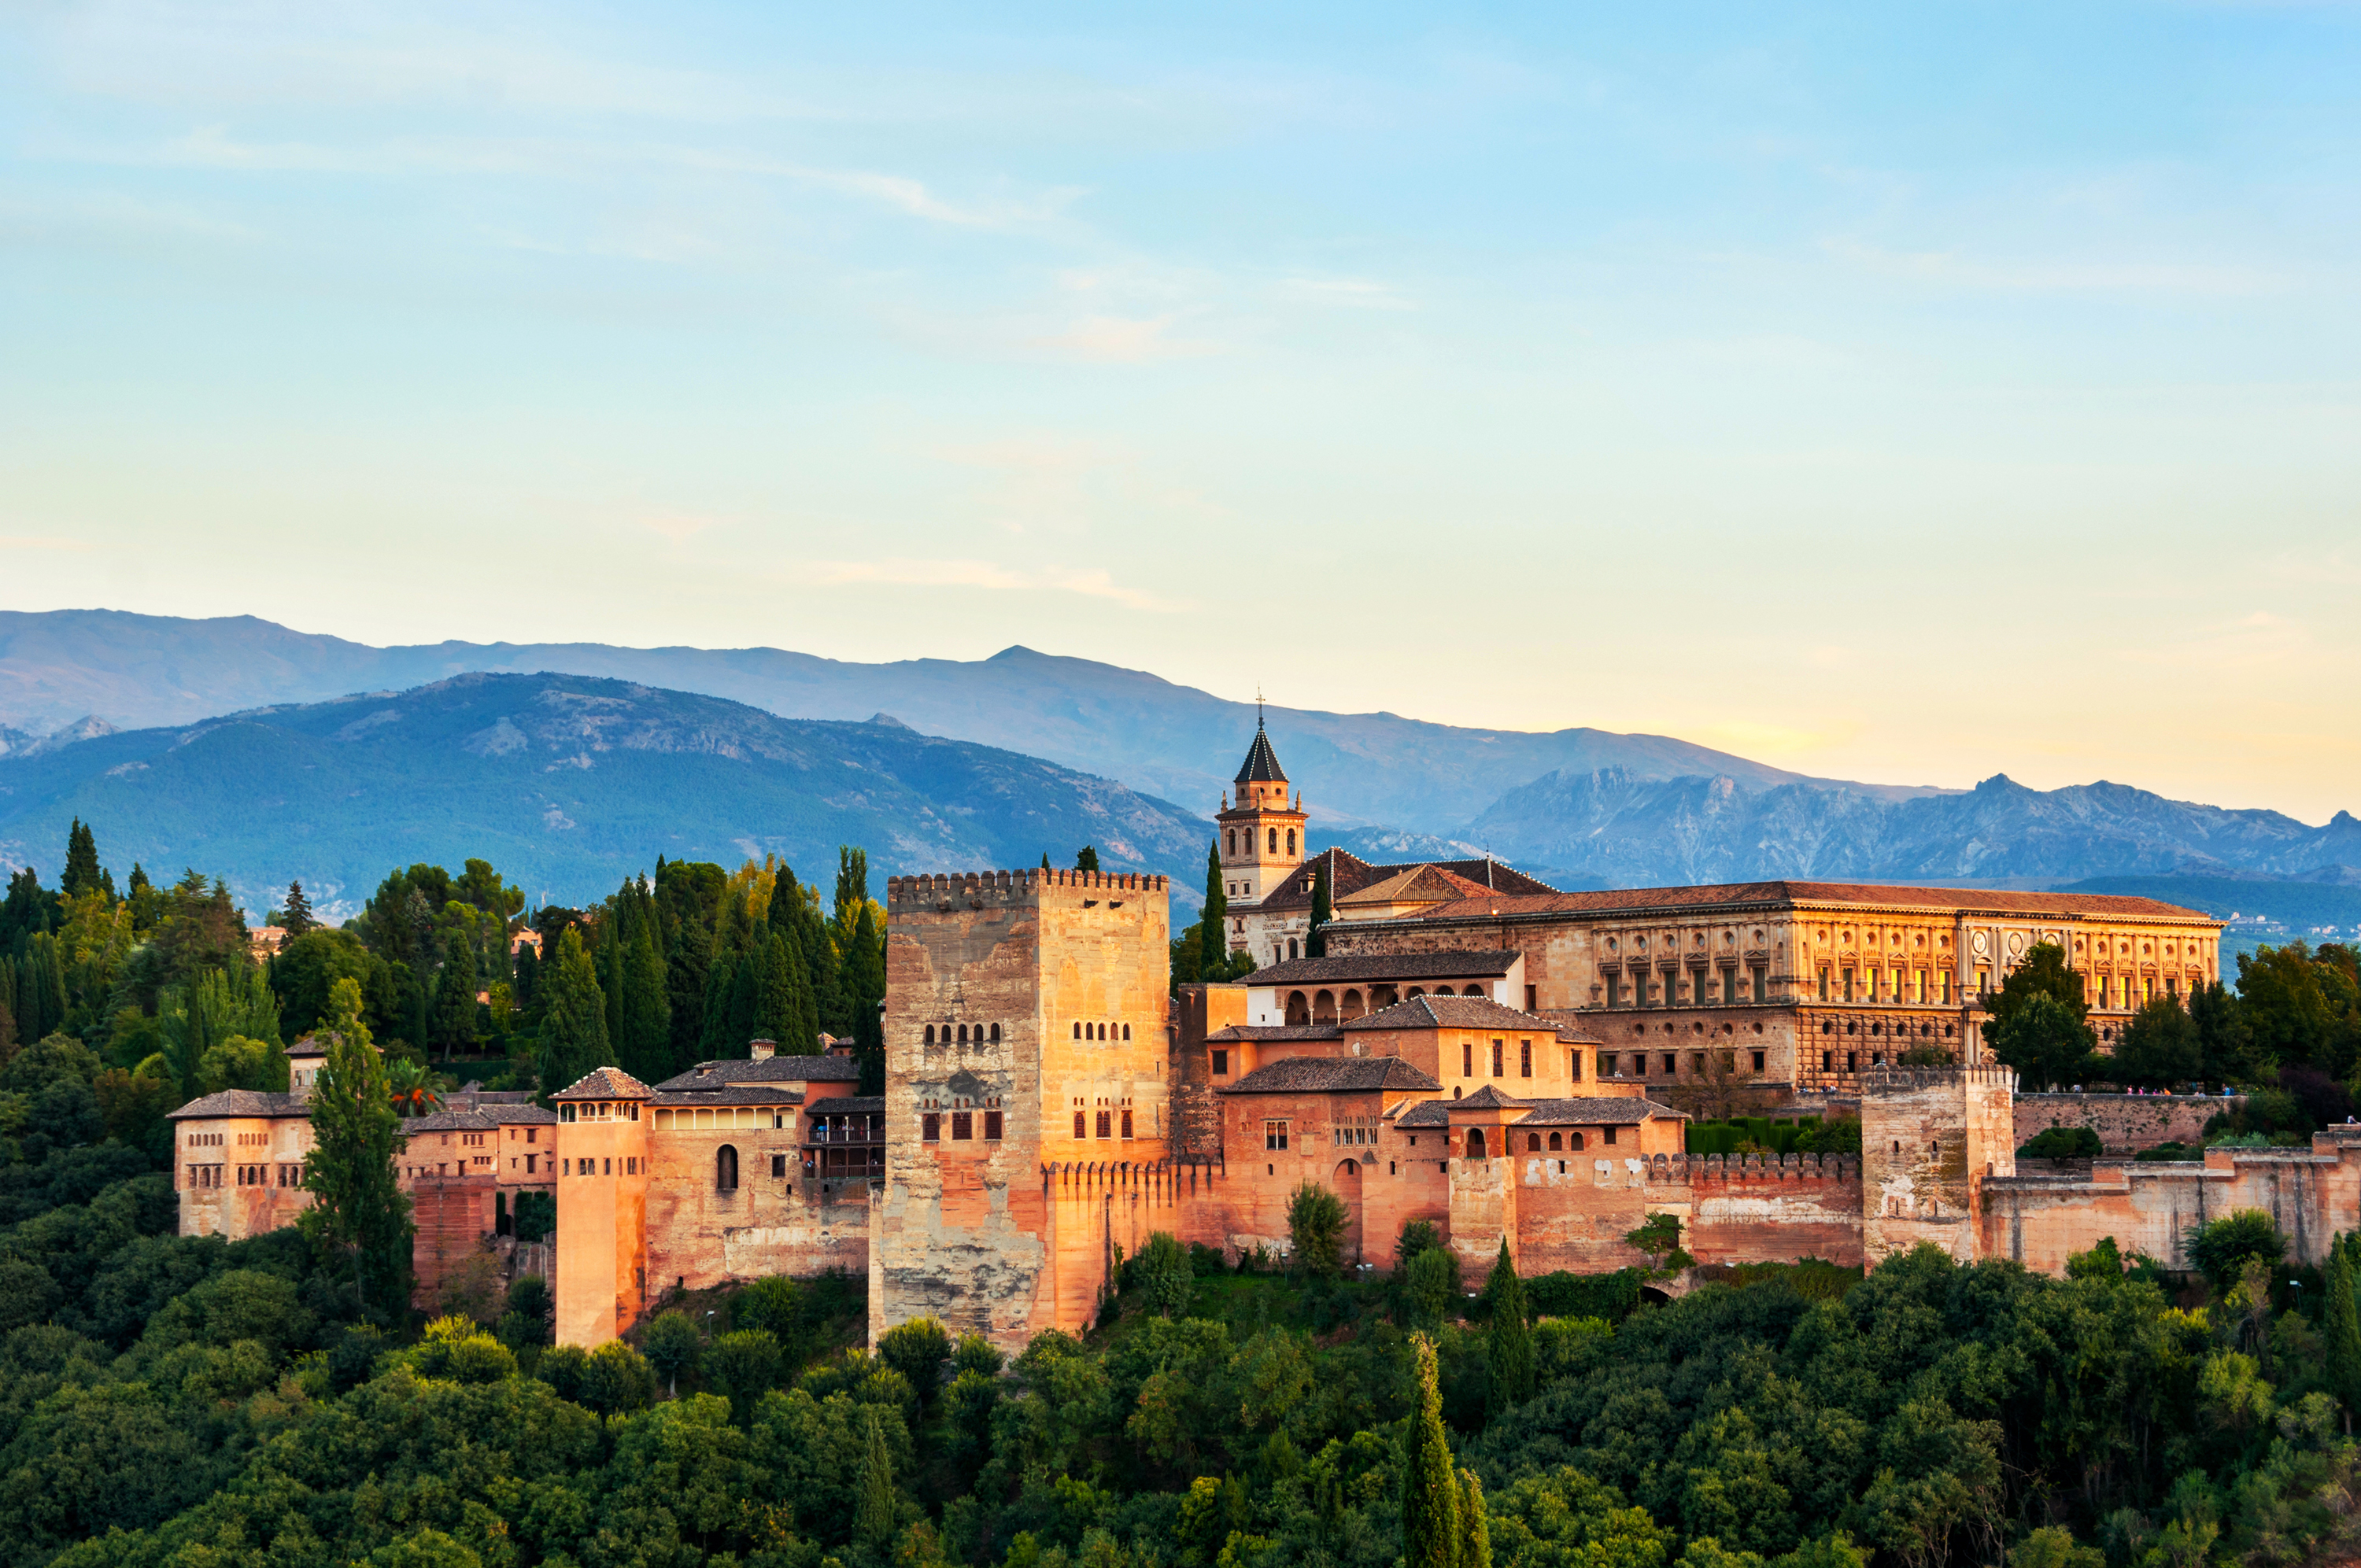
xmin=1332 ymin=1159 xmax=1365 ymax=1264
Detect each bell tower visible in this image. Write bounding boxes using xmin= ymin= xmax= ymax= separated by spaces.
xmin=1215 ymin=710 xmax=1307 ymax=907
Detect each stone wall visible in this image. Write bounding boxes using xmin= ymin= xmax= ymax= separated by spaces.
xmin=175 ymin=1112 xmax=313 ymax=1240
xmin=643 ymin=1119 xmax=866 ymax=1296
xmin=1680 ymin=1153 xmax=1865 ymax=1267
xmin=1979 ymin=1131 xmax=2361 ymax=1271
xmin=2013 ymin=1092 xmax=2237 ymax=1154
xmin=410 ymin=1174 xmax=496 ymax=1309
xmin=553 ymin=1110 xmax=649 ymax=1348
xmin=1860 ymin=1064 xmax=2016 ymax=1262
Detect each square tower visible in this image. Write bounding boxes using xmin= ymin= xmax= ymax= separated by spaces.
xmin=874 ymin=867 xmax=1172 ymax=1352
xmin=1216 ymin=721 xmax=1306 ymax=907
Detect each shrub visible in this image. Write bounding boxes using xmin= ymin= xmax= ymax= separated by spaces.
xmin=2186 ymin=1209 xmax=2288 ymax=1292
xmin=1135 ymin=1231 xmax=1192 ymax=1319
xmin=951 ymin=1333 xmax=1004 ymax=1378
xmin=1288 ymin=1182 xmax=1346 ymax=1278
xmin=1526 ymin=1269 xmax=1646 ymax=1323
xmin=575 ymin=1340 xmax=657 ymax=1414
xmin=2019 ymin=1127 xmax=2104 ymax=1159
xmin=878 ymin=1316 xmax=951 ymax=1404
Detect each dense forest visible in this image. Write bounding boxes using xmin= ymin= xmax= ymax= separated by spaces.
xmin=6 ymin=821 xmax=2361 ymax=1568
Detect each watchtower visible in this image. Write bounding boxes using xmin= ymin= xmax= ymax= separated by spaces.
xmin=1215 ymin=717 xmax=1306 ymax=907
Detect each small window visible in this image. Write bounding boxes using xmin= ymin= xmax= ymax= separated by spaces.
xmin=924 ymin=1025 xmax=935 ymax=1045
xmin=990 ymin=1023 xmax=1001 ymax=1042
xmin=1462 ymin=1042 xmax=1473 ymax=1077
xmin=770 ymin=1153 xmax=786 ymax=1179
xmin=1569 ymin=1050 xmax=1582 ymax=1081
xmin=1527 ymin=1133 xmax=1541 ymax=1152
xmin=1491 ymin=1040 xmax=1504 ymax=1076
xmin=1073 ymin=1112 xmax=1086 ymax=1138
xmin=1073 ymin=1021 xmax=1081 ymax=1039
xmin=957 ymin=1024 xmax=968 ymax=1044
xmin=716 ymin=1145 xmax=739 ymax=1191
xmin=985 ymin=1111 xmax=1003 ymax=1139
xmin=1265 ymin=1120 xmax=1289 ymax=1151
xmin=1121 ymin=1109 xmax=1134 ymax=1138
xmin=1520 ymin=1040 xmax=1532 ymax=1077
xmin=1123 ymin=1024 xmax=1132 ymax=1041
xmin=1572 ymin=1131 xmax=1585 ymax=1150
xmin=1096 ymin=1110 xmax=1112 ymax=1138
xmin=1603 ymin=1127 xmax=1617 ymax=1146
xmin=1549 ymin=1131 xmax=1562 ymax=1150
xmin=1212 ymin=1049 xmax=1229 ymax=1075
xmin=951 ymin=1112 xmax=973 ymax=1140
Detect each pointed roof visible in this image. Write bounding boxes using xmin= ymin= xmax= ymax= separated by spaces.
xmin=1235 ymin=724 xmax=1288 ymax=785
xmin=549 ymin=1066 xmax=652 ymax=1101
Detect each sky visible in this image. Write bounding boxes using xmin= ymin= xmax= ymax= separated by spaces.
xmin=2 ymin=2 xmax=2358 ymax=823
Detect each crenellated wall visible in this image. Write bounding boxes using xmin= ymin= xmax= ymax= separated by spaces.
xmin=2013 ymin=1091 xmax=2237 ymax=1154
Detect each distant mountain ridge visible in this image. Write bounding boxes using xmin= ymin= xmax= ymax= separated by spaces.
xmin=0 ymin=609 xmax=1938 ymax=831
xmin=0 ymin=672 xmax=1213 ymax=917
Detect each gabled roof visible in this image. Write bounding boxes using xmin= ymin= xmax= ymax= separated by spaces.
xmin=1247 ymin=848 xmax=1554 ymax=915
xmin=651 ymin=1086 xmax=806 ymax=1109
xmin=1392 ymin=1092 xmax=1679 ymax=1127
xmin=550 ymin=1066 xmax=652 ymax=1101
xmin=1340 ymin=994 xmax=1598 ymax=1042
xmin=481 ymin=1103 xmax=559 ymax=1125
xmin=1205 ymin=1024 xmax=1346 ymax=1043
xmin=168 ymin=1089 xmax=309 ymax=1120
xmin=654 ymin=1055 xmax=861 ymax=1090
xmin=1246 ymin=950 xmax=1521 ymax=986
xmin=405 ymin=1109 xmax=497 ymax=1133
xmin=1218 ymin=1057 xmax=1443 ymax=1095
xmin=1336 ymin=865 xmax=1494 ymax=909
xmin=1450 ymin=1083 xmax=1521 ymax=1109
xmin=1235 ymin=726 xmax=1288 ymax=784
xmin=286 ymin=1035 xmax=332 ymax=1059
xmin=809 ymin=1095 xmax=884 ymax=1115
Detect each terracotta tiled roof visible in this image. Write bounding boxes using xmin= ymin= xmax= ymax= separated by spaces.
xmin=167 ymin=1090 xmax=309 ymax=1120
xmin=1335 ymin=865 xmax=1495 ymax=909
xmin=550 ymin=1066 xmax=652 ymax=1101
xmin=1377 ymin=880 xmax=2219 ymax=923
xmin=1249 ymin=849 xmax=1554 ymax=915
xmin=649 ymin=1086 xmax=807 ymax=1108
xmin=405 ymin=1109 xmax=497 ymax=1133
xmin=810 ymin=1095 xmax=884 ymax=1115
xmin=1205 ymin=1024 xmax=1346 ymax=1044
xmin=1451 ymin=1083 xmax=1520 ymax=1109
xmin=286 ymin=1035 xmax=332 ymax=1058
xmin=1391 ymin=1092 xmax=1678 ymax=1127
xmin=1235 ymin=726 xmax=1288 ymax=784
xmin=1218 ymin=1057 xmax=1443 ymax=1094
xmin=480 ymin=1103 xmax=559 ymax=1124
xmin=1247 ymin=950 xmax=1521 ymax=985
xmin=655 ymin=1055 xmax=861 ymax=1090
xmin=1340 ymin=994 xmax=1594 ymax=1040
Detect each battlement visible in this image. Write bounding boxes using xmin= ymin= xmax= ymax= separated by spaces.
xmin=1646 ymin=1151 xmax=1861 ymax=1185
xmin=887 ymin=869 xmax=1171 ymax=907
xmin=1861 ymin=1064 xmax=2018 ymax=1094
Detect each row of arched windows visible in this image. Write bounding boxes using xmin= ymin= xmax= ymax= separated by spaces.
xmin=923 ymin=1023 xmax=1000 ymax=1046
xmin=1073 ymin=1021 xmax=1132 ymax=1041
xmin=1224 ymin=828 xmax=1297 ymax=858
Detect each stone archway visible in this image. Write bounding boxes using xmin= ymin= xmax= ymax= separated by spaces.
xmin=1286 ymin=990 xmax=1310 ymax=1025
xmin=1332 ymin=1159 xmax=1365 ymax=1264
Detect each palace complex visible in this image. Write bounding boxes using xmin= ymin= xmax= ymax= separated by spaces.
xmin=168 ymin=721 xmax=2361 ymax=1356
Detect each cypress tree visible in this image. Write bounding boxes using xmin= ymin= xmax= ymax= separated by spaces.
xmin=1306 ymin=857 xmax=1333 ymax=958
xmin=2328 ymin=1234 xmax=2361 ymax=1419
xmin=431 ymin=928 xmax=479 ymax=1058
xmin=1485 ymin=1241 xmax=1536 ymax=1419
xmin=854 ymin=1404 xmax=896 ymax=1557
xmin=61 ymin=819 xmax=102 ymax=900
xmin=755 ymin=932 xmax=815 ymax=1050
xmin=621 ymin=912 xmax=671 ymax=1079
xmin=1075 ymin=845 xmax=1100 ymax=873
xmin=537 ymin=926 xmax=613 ymax=1098
xmin=301 ymin=978 xmax=414 ymax=1321
xmin=847 ymin=899 xmax=886 ymax=1093
xmin=665 ymin=917 xmax=711 ymax=1070
xmin=1459 ymin=1470 xmax=1491 ymax=1568
xmin=1199 ymin=841 xmax=1230 ymax=981
xmin=1403 ymin=1333 xmax=1461 ymax=1568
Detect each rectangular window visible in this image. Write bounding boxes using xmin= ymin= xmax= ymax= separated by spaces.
xmin=1821 ymin=1050 xmax=1832 ymax=1071
xmin=1265 ymin=1120 xmax=1289 ymax=1151
xmin=1842 ymin=967 xmax=1855 ymax=1002
xmin=1751 ymin=1050 xmax=1765 ymax=1072
xmin=1603 ymin=1126 xmax=1617 ymax=1146
xmin=1720 ymin=970 xmax=1735 ymax=1004
xmin=1096 ymin=1110 xmax=1112 ymax=1138
xmin=1525 ymin=984 xmax=1538 ymax=1010
xmin=1569 ymin=1051 xmax=1583 ymax=1081
xmin=1818 ymin=966 xmax=1830 ymax=1000
xmin=1751 ymin=965 xmax=1767 ymax=1002
xmin=1941 ymin=972 xmax=1953 ymax=1004
xmin=1662 ymin=1053 xmax=1676 ymax=1075
xmin=985 ymin=1111 xmax=1003 ymax=1139
xmin=1597 ymin=1052 xmax=1614 ymax=1077
xmin=922 ymin=1114 xmax=941 ymax=1142
xmin=1846 ymin=1052 xmax=1857 ymax=1072
xmin=1915 ymin=968 xmax=1927 ymax=1002
xmin=1121 ymin=1109 xmax=1134 ymax=1138
xmin=1462 ymin=1042 xmax=1473 ymax=1076
xmin=1211 ymin=1049 xmax=1229 ymax=1075
xmin=1520 ymin=1040 xmax=1532 ymax=1076
xmin=771 ymin=1153 xmax=787 ymax=1179
xmin=1605 ymin=973 xmax=1620 ymax=1007
xmin=1491 ymin=1040 xmax=1504 ymax=1076
xmin=951 ymin=1112 xmax=973 ymax=1140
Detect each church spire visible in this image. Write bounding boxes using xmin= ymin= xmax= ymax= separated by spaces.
xmin=1235 ymin=725 xmax=1287 ymax=786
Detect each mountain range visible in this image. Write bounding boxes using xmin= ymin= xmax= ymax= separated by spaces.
xmin=0 ymin=673 xmax=1210 ymax=918
xmin=0 ymin=608 xmax=2354 ymax=904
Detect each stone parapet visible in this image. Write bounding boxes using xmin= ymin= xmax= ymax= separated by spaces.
xmin=2013 ymin=1090 xmax=2241 ymax=1154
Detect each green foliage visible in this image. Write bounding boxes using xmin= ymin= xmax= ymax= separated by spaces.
xmin=510 ymin=1188 xmax=554 ymax=1243
xmin=2114 ymin=998 xmax=2204 ymax=1087
xmin=2327 ymin=1235 xmax=2361 ymax=1414
xmin=1136 ymin=1230 xmax=1193 ymax=1319
xmin=1625 ymin=1213 xmax=1693 ymax=1274
xmin=299 ymin=978 xmax=413 ymax=1319
xmin=1486 ymin=1242 xmax=1536 ymax=1420
xmin=878 ymin=1315 xmax=951 ymax=1404
xmin=2018 ymin=1126 xmax=2104 ymax=1159
xmin=1993 ymin=991 xmax=2098 ymax=1091
xmin=1287 ymin=1180 xmax=1346 ymax=1278
xmin=1404 ymin=1333 xmax=1462 ymax=1568
xmin=1075 ymin=846 xmax=1100 ymax=873
xmin=705 ymin=1328 xmax=785 ymax=1422
xmin=1408 ymin=1247 xmax=1458 ymax=1330
xmin=576 ymin=1338 xmax=659 ymax=1415
xmin=536 ymin=925 xmax=611 ymax=1096
xmin=643 ymin=1308 xmax=704 ymax=1393
xmin=2185 ymin=1208 xmax=2288 ymax=1291
xmin=1306 ymin=858 xmax=1332 ymax=959
xmin=855 ymin=1403 xmax=898 ymax=1556
xmin=1486 ymin=1467 xmax=1673 ymax=1568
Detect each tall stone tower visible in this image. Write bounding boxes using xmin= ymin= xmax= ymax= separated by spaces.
xmin=872 ymin=867 xmax=1173 ymax=1352
xmin=1860 ymin=1062 xmax=2017 ymax=1262
xmin=1216 ymin=718 xmax=1306 ymax=908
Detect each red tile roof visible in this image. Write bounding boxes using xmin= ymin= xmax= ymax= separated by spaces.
xmin=550 ymin=1066 xmax=652 ymax=1101
xmin=1376 ymin=880 xmax=2219 ymax=923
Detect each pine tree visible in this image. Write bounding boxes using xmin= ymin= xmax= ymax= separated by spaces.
xmin=61 ymin=818 xmax=102 ymax=900
xmin=1403 ymin=1333 xmax=1462 ymax=1568
xmin=756 ymin=932 xmax=815 ymax=1050
xmin=431 ymin=928 xmax=479 ymax=1058
xmin=1075 ymin=845 xmax=1100 ymax=873
xmin=855 ymin=1404 xmax=897 ymax=1558
xmin=537 ymin=926 xmax=614 ymax=1098
xmin=301 ymin=977 xmax=414 ymax=1321
xmin=1485 ymin=1241 xmax=1536 ymax=1420
xmin=281 ymin=880 xmax=318 ymax=938
xmin=2327 ymin=1233 xmax=2361 ymax=1419
xmin=620 ymin=906 xmax=671 ymax=1079
xmin=1306 ymin=856 xmax=1333 ymax=958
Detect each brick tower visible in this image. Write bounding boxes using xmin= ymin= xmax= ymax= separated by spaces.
xmin=872 ymin=867 xmax=1173 ymax=1352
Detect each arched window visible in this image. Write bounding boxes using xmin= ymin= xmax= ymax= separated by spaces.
xmin=1571 ymin=1131 xmax=1586 ymax=1150
xmin=990 ymin=1023 xmax=1001 ymax=1042
xmin=1287 ymin=830 xmax=1296 ymax=856
xmin=924 ymin=1025 xmax=935 ymax=1045
xmin=1268 ymin=828 xmax=1277 ymax=854
xmin=1466 ymin=1127 xmax=1487 ymax=1160
xmin=1548 ymin=1131 xmax=1562 ymax=1150
xmin=716 ymin=1145 xmax=739 ymax=1191
xmin=1073 ymin=1021 xmax=1081 ymax=1039
xmin=1226 ymin=830 xmax=1236 ymax=855
xmin=1074 ymin=1112 xmax=1086 ymax=1138
xmin=1528 ymin=1132 xmax=1541 ymax=1152
xmin=957 ymin=1024 xmax=969 ymax=1043
xmin=1121 ymin=1024 xmax=1131 ymax=1040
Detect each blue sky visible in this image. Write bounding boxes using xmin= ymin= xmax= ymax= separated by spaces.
xmin=3 ymin=2 xmax=2357 ymax=820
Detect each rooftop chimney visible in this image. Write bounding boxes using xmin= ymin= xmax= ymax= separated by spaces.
xmin=749 ymin=1038 xmax=778 ymax=1061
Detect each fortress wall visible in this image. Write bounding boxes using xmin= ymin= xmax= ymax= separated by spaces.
xmin=1861 ymin=1064 xmax=2013 ymax=1263
xmin=641 ymin=1123 xmax=869 ymax=1295
xmin=2013 ymin=1092 xmax=2237 ymax=1154
xmin=1979 ymin=1133 xmax=2361 ymax=1273
xmin=1678 ymin=1153 xmax=1866 ymax=1267
xmin=409 ymin=1175 xmax=496 ymax=1309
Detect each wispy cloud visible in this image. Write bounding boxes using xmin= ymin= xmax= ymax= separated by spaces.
xmin=1823 ymin=237 xmax=2283 ymax=297
xmin=1274 ymin=275 xmax=1414 ymax=311
xmin=789 ymin=557 xmax=1185 ymax=611
xmin=1028 ymin=315 xmax=1217 ymax=363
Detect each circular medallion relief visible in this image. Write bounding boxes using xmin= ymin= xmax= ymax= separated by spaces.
xmin=2007 ymin=932 xmax=2025 ymax=955
xmin=1971 ymin=931 xmax=1990 ymax=956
